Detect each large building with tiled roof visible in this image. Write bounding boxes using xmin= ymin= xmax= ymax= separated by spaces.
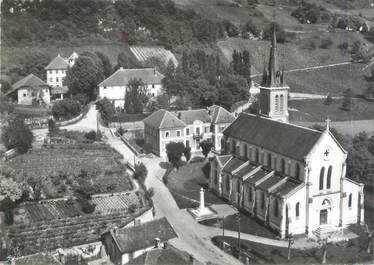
xmin=209 ymin=26 xmax=365 ymax=240
xmin=98 ymin=67 xmax=164 ymax=108
xmin=5 ymin=74 xmax=51 ymax=105
xmin=45 ymin=52 xmax=78 ymax=99
xmin=143 ymin=106 xmax=235 ymax=157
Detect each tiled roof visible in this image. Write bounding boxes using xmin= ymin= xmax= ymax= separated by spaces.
xmin=6 ymin=74 xmax=50 ymax=96
xmin=51 ymin=86 xmax=69 ymax=94
xmin=257 ymin=174 xmax=284 ymax=191
xmin=143 ymin=109 xmax=186 ymax=129
xmin=99 ymin=68 xmax=164 ymax=87
xmin=244 ymin=168 xmax=271 ymax=185
xmin=113 ymin=217 xmax=177 ymax=254
xmin=210 ymin=105 xmax=235 ymax=124
xmin=175 ymin=109 xmax=211 ymax=124
xmin=234 ymin=163 xmax=258 ymax=179
xmin=14 ymin=253 xmax=62 ymax=265
xmin=223 ymin=113 xmax=322 ymax=161
xmin=127 ymin=244 xmax=202 ymax=265
xmin=272 ymin=179 xmax=304 ymax=197
xmin=45 ymin=55 xmax=69 ymax=70
xmin=222 ymin=157 xmax=245 ymax=175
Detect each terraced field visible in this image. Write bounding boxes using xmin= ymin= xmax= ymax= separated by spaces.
xmin=130 ymin=46 xmax=178 ymax=66
xmin=2 ymin=144 xmax=132 ymax=198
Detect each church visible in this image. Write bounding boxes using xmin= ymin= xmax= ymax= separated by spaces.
xmin=209 ymin=26 xmax=365 ymax=239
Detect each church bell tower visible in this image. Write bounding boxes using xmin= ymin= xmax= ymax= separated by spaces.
xmin=259 ymin=23 xmax=289 ymax=123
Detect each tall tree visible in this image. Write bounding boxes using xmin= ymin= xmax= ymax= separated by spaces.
xmin=116 ymin=52 xmax=141 ymax=69
xmin=21 ymin=51 xmax=51 ymax=80
xmin=166 ymin=142 xmax=185 ymax=169
xmin=341 ymin=88 xmax=352 ymax=111
xmin=65 ymin=56 xmax=102 ymax=99
xmin=95 ymin=51 xmax=112 ymax=78
xmin=1 ymin=117 xmax=34 ymax=153
xmin=124 ymin=78 xmax=148 ymax=114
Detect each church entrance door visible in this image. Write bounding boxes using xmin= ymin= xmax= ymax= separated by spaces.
xmin=320 ymin=209 xmax=328 ymax=225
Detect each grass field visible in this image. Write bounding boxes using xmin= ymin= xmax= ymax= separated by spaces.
xmin=166 ymin=160 xmax=226 ymax=209
xmin=1 ymin=144 xmax=133 ymax=198
xmin=289 ymin=98 xmax=374 ymax=122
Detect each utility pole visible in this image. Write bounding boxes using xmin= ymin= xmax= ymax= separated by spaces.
xmin=222 ymin=215 xmax=225 ymax=249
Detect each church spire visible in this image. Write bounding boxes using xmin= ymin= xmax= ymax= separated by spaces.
xmin=267 ymin=22 xmax=278 ymax=87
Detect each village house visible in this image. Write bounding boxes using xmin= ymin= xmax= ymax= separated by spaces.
xmin=98 ymin=67 xmax=164 ymax=108
xmin=5 ymin=74 xmax=51 ymax=105
xmin=143 ymin=105 xmax=235 ymax=157
xmin=209 ymin=26 xmax=365 ymax=240
xmin=101 ymin=217 xmax=177 ymax=265
xmin=45 ymin=52 xmax=78 ymax=100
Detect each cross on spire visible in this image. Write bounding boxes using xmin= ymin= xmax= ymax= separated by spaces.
xmin=326 ymin=117 xmax=331 ymax=130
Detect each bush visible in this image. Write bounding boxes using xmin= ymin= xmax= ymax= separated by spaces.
xmin=85 ymin=130 xmax=97 ymax=141
xmin=117 ymin=126 xmax=125 ymax=136
xmin=166 ymin=142 xmax=186 ymax=169
xmin=52 ymin=99 xmax=81 ymax=120
xmin=78 ymin=197 xmax=96 ymax=214
xmin=1 ymin=117 xmax=34 ymax=154
xmin=291 ymin=2 xmax=321 ymax=24
xmin=338 ymin=42 xmax=349 ymax=50
xmin=96 ymin=98 xmax=115 ymax=125
xmin=319 ymin=37 xmax=333 ymax=49
xmin=134 ymin=163 xmax=148 ymax=184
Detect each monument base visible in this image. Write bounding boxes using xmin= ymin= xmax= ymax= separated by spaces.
xmin=187 ymin=206 xmax=217 ymax=222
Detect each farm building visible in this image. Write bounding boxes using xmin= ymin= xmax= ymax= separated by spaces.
xmin=143 ymin=105 xmax=235 ymax=157
xmin=209 ymin=25 xmax=365 ymax=240
xmin=98 ymin=67 xmax=164 ymax=108
xmin=102 ymin=217 xmax=177 ymax=265
xmin=5 ymin=74 xmax=51 ymax=105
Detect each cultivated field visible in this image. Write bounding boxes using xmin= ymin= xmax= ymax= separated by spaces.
xmin=2 ymin=144 xmax=133 ymax=198
xmin=130 ymin=46 xmax=178 ymax=66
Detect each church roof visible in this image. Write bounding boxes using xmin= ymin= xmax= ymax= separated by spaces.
xmin=112 ymin=217 xmax=177 ymax=254
xmin=45 ymin=54 xmax=69 ymax=70
xmin=223 ymin=113 xmax=322 ymax=162
xmin=99 ymin=67 xmax=163 ymax=87
xmin=174 ymin=109 xmax=211 ymax=124
xmin=6 ymin=74 xmax=50 ymax=96
xmin=143 ymin=109 xmax=186 ymax=129
xmin=234 ymin=163 xmax=258 ymax=179
xmin=210 ymin=105 xmax=236 ymax=124
xmin=222 ymin=157 xmax=245 ymax=175
xmin=216 ymin=155 xmax=232 ymax=167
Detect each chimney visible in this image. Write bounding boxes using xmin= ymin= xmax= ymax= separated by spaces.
xmin=154 ymin=238 xmax=161 ymax=248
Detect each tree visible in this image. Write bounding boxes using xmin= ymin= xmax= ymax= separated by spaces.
xmin=166 ymin=142 xmax=185 ymax=169
xmin=184 ymin=146 xmax=191 ymax=162
xmin=1 ymin=117 xmax=34 ymax=153
xmin=134 ymin=162 xmax=148 ymax=184
xmin=27 ymin=175 xmax=43 ymax=200
xmin=0 ymin=79 xmax=12 ymax=94
xmin=0 ymin=177 xmax=23 ymax=202
xmin=142 ymin=56 xmax=167 ymax=74
xmin=116 ymin=52 xmax=141 ymax=69
xmin=48 ymin=118 xmax=59 ymax=136
xmin=162 ymin=59 xmax=176 ymax=101
xmin=65 ymin=56 xmax=102 ymax=100
xmin=95 ymin=51 xmax=113 ymax=78
xmin=52 ymin=99 xmax=81 ymax=120
xmin=200 ymin=140 xmax=213 ymax=158
xmin=341 ymin=88 xmax=352 ymax=111
xmin=263 ymin=22 xmax=287 ymax=43
xmin=324 ymin=94 xmax=333 ymax=105
xmin=21 ymin=51 xmax=51 ymax=80
xmin=124 ymin=78 xmax=148 ymax=114
xmin=96 ymin=98 xmax=115 ymax=125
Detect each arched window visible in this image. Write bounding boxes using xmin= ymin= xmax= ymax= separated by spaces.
xmin=214 ymin=171 xmax=218 ymax=186
xmin=280 ymin=95 xmax=284 ymax=112
xmin=295 ymin=163 xmax=301 ymax=180
xmin=281 ymin=158 xmax=286 ymax=174
xmin=296 ymin=202 xmax=300 ymax=218
xmin=327 ymin=166 xmax=332 ymax=189
xmin=248 ymin=187 xmax=252 ymax=202
xmin=267 ymin=153 xmax=272 ymax=168
xmin=274 ymin=199 xmax=279 ymax=217
xmin=232 ymin=140 xmax=236 ymax=154
xmin=275 ymin=95 xmax=279 ymax=112
xmin=255 ymin=149 xmax=260 ymax=163
xmin=261 ymin=192 xmax=265 ymax=209
xmin=244 ymin=144 xmax=248 ymax=159
xmin=348 ymin=193 xmax=352 ymax=208
xmin=319 ymin=167 xmax=325 ymax=190
xmin=236 ymin=180 xmax=240 ymax=192
xmin=226 ymin=176 xmax=230 ymax=191
xmin=249 ymin=148 xmax=252 ymax=160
